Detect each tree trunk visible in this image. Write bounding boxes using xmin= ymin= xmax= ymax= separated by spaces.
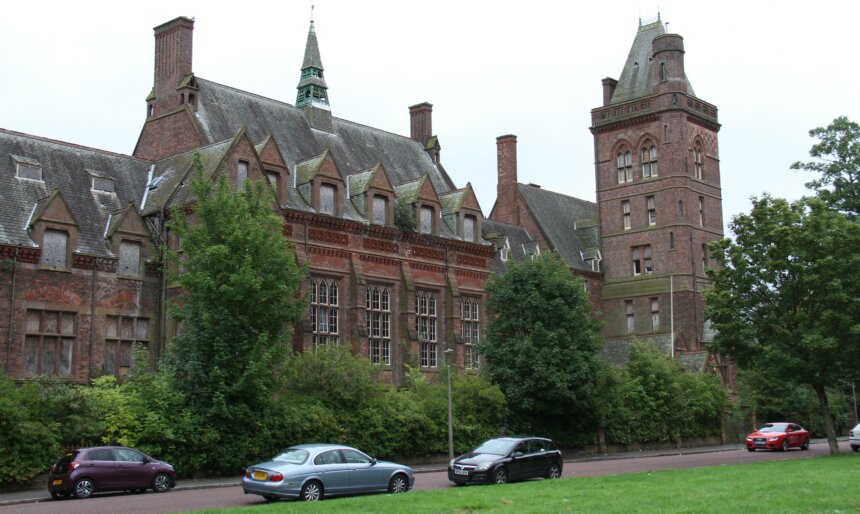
xmin=812 ymin=383 xmax=840 ymax=454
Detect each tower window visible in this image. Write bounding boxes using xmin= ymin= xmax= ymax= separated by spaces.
xmin=642 ymin=143 xmax=658 ymax=178
xmin=670 ymin=231 xmax=675 ymax=250
xmin=622 ymin=200 xmax=631 ymax=230
xmin=651 ymin=298 xmax=660 ymax=332
xmin=646 ymin=196 xmax=656 ymax=226
xmin=237 ymin=161 xmax=248 ymax=191
xmin=632 ymin=245 xmax=652 ymax=276
xmin=699 ymin=196 xmax=705 ymax=226
xmin=694 ymin=143 xmax=705 ymax=180
xmin=617 ymin=150 xmax=633 ymax=184
xmin=702 ymin=243 xmax=709 ymax=272
xmin=660 ymin=62 xmax=667 ymax=81
xmin=625 ymin=300 xmax=635 ymax=334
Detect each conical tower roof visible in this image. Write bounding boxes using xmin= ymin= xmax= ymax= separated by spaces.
xmin=302 ymin=20 xmax=324 ymax=71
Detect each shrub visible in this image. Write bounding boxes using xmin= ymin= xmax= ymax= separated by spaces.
xmin=0 ymin=374 xmax=59 ymax=484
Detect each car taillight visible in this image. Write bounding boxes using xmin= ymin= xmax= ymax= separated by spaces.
xmin=50 ymin=464 xmax=56 ymax=474
xmin=245 ymin=469 xmax=251 ymax=478
xmin=270 ymin=472 xmax=284 ymax=482
xmin=69 ymin=461 xmax=81 ymax=470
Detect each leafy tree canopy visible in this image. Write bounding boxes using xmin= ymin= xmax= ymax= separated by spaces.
xmin=705 ymin=194 xmax=860 ymax=453
xmin=791 ymin=116 xmax=860 ymax=216
xmin=481 ymin=251 xmax=603 ymax=440
xmin=167 ymin=156 xmax=306 ymax=423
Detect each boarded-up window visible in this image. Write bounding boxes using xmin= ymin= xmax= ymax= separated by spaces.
xmin=463 ymin=215 xmax=476 ymax=242
xmin=23 ymin=310 xmax=75 ymax=377
xmin=92 ymin=176 xmax=115 ymax=193
xmin=104 ymin=315 xmax=150 ymax=378
xmin=17 ymin=163 xmax=43 ymax=181
xmin=118 ymin=241 xmax=141 ymax=276
xmin=237 ymin=161 xmax=248 ymax=190
xmin=266 ymin=171 xmax=280 ymax=199
xmin=41 ymin=230 xmax=68 ymax=267
xmin=319 ymin=184 xmax=336 ymax=215
xmin=420 ymin=206 xmax=433 ymax=234
xmin=372 ymin=196 xmax=387 ymax=225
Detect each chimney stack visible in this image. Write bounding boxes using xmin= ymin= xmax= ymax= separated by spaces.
xmin=494 ymin=135 xmax=519 ymax=225
xmin=153 ymin=17 xmax=194 ymax=111
xmin=409 ymin=102 xmax=433 ymax=145
xmin=601 ymin=77 xmax=618 ymax=106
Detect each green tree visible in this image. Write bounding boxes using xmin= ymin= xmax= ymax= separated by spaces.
xmin=481 ymin=252 xmax=603 ymax=443
xmin=791 ymin=116 xmax=860 ymax=216
xmin=166 ymin=156 xmax=306 ymax=473
xmin=705 ymin=194 xmax=860 ymax=453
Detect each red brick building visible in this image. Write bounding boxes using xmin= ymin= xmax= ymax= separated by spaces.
xmin=0 ymin=15 xmax=732 ymax=388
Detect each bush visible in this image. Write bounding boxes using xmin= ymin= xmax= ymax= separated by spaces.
xmin=0 ymin=374 xmax=59 ymax=484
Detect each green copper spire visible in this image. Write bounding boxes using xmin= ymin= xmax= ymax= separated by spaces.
xmin=296 ymin=20 xmax=328 ymax=108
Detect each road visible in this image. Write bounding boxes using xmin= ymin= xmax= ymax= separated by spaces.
xmin=1 ymin=441 xmax=853 ymax=514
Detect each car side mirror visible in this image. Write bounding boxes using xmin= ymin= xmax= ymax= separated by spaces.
xmin=142 ymin=457 xmax=150 ymax=464
xmin=512 ymin=451 xmax=524 ymax=458
xmin=370 ymin=458 xmax=377 ymax=465
xmin=786 ymin=428 xmax=793 ymax=433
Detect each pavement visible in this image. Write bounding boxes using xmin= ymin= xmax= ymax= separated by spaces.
xmin=0 ymin=442 xmax=759 ymax=507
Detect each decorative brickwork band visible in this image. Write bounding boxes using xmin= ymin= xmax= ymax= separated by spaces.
xmin=363 ymin=237 xmax=399 ymax=253
xmin=308 ymin=228 xmax=349 ymax=245
xmin=411 ymin=246 xmax=445 ymax=261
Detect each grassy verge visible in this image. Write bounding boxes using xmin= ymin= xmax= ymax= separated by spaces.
xmin=197 ymin=455 xmax=859 ymax=513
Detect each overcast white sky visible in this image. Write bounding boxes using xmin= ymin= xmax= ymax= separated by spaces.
xmin=2 ymin=1 xmax=857 ymax=236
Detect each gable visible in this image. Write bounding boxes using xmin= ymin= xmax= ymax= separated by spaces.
xmin=416 ymin=174 xmax=440 ymax=204
xmin=32 ymin=191 xmax=79 ymax=228
xmin=256 ymin=136 xmax=288 ymax=169
xmin=368 ymin=163 xmax=393 ymax=193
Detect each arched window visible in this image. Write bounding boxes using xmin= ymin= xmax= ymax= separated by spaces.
xmin=641 ymin=143 xmax=658 ymax=178
xmin=694 ymin=142 xmax=704 ymax=179
xmin=616 ymin=149 xmax=633 ymax=184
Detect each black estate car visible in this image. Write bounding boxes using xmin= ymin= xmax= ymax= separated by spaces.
xmin=448 ymin=436 xmax=563 ymax=485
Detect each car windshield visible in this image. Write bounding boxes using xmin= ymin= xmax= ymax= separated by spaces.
xmin=758 ymin=423 xmax=788 ymax=433
xmin=472 ymin=439 xmax=518 ymax=456
xmin=272 ymin=449 xmax=309 ymax=464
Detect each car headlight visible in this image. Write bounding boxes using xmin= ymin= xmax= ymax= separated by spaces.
xmin=745 ymin=438 xmax=751 ymax=442
xmin=768 ymin=437 xmax=779 ymax=441
xmin=475 ymin=462 xmax=492 ymax=472
xmin=449 ymin=459 xmax=456 ymax=468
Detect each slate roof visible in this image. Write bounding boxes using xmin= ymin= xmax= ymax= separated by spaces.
xmin=191 ymin=78 xmax=456 ymax=196
xmin=516 ymin=183 xmax=599 ymax=272
xmin=481 ymin=219 xmax=535 ymax=275
xmin=610 ymin=20 xmax=695 ymax=105
xmin=0 ymin=129 xmax=150 ymax=256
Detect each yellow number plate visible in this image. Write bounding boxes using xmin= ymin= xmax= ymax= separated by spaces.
xmin=52 ymin=479 xmax=63 ymax=486
xmin=252 ymin=471 xmax=268 ymax=481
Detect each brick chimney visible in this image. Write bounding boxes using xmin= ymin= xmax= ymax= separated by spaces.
xmin=152 ymin=17 xmax=194 ymax=115
xmin=601 ymin=77 xmax=618 ymax=106
xmin=409 ymin=102 xmax=433 ymax=145
xmin=494 ymin=134 xmax=519 ymax=225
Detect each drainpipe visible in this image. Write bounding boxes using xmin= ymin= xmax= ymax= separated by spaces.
xmin=5 ymin=247 xmax=19 ymax=374
xmin=158 ymin=208 xmax=167 ymax=362
xmin=88 ymin=256 xmax=97 ymax=379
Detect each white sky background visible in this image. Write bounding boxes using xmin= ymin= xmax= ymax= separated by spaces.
xmin=2 ymin=0 xmax=858 ymax=237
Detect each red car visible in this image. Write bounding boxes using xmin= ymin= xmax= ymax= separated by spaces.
xmin=745 ymin=422 xmax=810 ymax=452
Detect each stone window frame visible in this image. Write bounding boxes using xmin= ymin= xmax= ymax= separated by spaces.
xmin=15 ymin=160 xmax=43 ymax=181
xmin=699 ymin=196 xmax=705 ymax=226
xmin=650 ymin=298 xmax=660 ymax=332
xmin=365 ymin=284 xmax=392 ymax=366
xmin=418 ymin=204 xmax=436 ymax=235
xmin=237 ymin=160 xmax=249 ymax=191
xmin=23 ymin=309 xmax=76 ymax=377
xmin=415 ymin=289 xmax=438 ymax=368
xmin=461 ymin=296 xmax=481 ymax=370
xmin=646 ymin=195 xmax=657 ymax=226
xmin=641 ymin=142 xmax=658 ymax=178
xmin=310 ymin=277 xmax=340 ymax=349
xmin=632 ymin=244 xmax=653 ymax=276
xmin=265 ymin=169 xmax=284 ymax=206
xmin=117 ymin=238 xmax=144 ymax=278
xmin=371 ymin=194 xmax=391 ymax=226
xmin=461 ymin=212 xmax=480 ymax=242
xmin=625 ymin=300 xmax=635 ymax=334
xmin=91 ymin=175 xmax=115 ymax=194
xmin=622 ymin=200 xmax=631 ymax=230
xmin=693 ymin=140 xmax=705 ymax=180
xmin=103 ymin=314 xmax=151 ymax=378
xmin=616 ymin=149 xmax=633 ymax=184
xmin=313 ymin=178 xmax=343 ymax=217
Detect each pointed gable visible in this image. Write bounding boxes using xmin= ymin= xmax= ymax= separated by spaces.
xmin=29 ymin=190 xmax=79 ymax=230
xmin=105 ymin=202 xmax=149 ymax=242
xmin=349 ymin=162 xmax=395 ymax=225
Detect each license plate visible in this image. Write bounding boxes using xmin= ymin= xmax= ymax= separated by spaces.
xmin=252 ymin=471 xmax=268 ymax=481
xmin=52 ymin=479 xmax=63 ymax=486
xmin=453 ymin=468 xmax=469 ymax=476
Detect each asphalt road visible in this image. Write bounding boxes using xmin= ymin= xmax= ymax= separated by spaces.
xmin=1 ymin=441 xmax=854 ymax=514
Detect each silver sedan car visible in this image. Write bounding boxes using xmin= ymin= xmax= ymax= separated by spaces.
xmin=242 ymin=444 xmax=414 ymax=501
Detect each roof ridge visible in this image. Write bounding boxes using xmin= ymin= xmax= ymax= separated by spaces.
xmin=517 ymin=182 xmax=596 ymax=206
xmin=0 ymin=128 xmax=149 ymax=162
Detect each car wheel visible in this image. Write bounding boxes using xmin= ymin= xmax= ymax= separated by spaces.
xmin=152 ymin=473 xmax=171 ymax=493
xmin=546 ymin=462 xmax=562 ymax=479
xmin=73 ymin=478 xmax=95 ymax=499
xmin=388 ymin=474 xmax=409 ymax=493
xmin=851 ymin=445 xmax=859 ymax=453
xmin=801 ymin=438 xmax=809 ymax=450
xmin=493 ymin=467 xmax=508 ymax=484
xmin=301 ymin=480 xmax=323 ymax=501
xmin=781 ymin=439 xmax=789 ymax=452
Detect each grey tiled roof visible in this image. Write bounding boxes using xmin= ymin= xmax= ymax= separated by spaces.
xmin=481 ymin=219 xmax=535 ymax=275
xmin=516 ymin=183 xmax=598 ymax=272
xmin=0 ymin=129 xmax=151 ymax=256
xmin=191 ymin=78 xmax=455 ymax=195
xmin=610 ymin=21 xmax=695 ymax=105
xmin=302 ymin=21 xmax=324 ymax=71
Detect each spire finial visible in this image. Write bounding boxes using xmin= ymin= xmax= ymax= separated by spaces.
xmin=311 ymin=4 xmax=314 ymax=23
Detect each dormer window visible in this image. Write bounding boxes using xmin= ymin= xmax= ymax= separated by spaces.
xmin=237 ymin=161 xmax=248 ymax=190
xmin=419 ymin=206 xmax=434 ymax=234
xmin=118 ymin=240 xmax=142 ymax=277
xmin=16 ymin=162 xmax=42 ymax=181
xmin=320 ymin=184 xmax=336 ymax=215
xmin=463 ymin=214 xmax=477 ymax=242
xmin=500 ymin=237 xmax=510 ymax=262
xmin=92 ymin=176 xmax=115 ymax=193
xmin=372 ymin=195 xmax=388 ymax=225
xmin=41 ymin=229 xmax=69 ymax=268
xmin=266 ymin=170 xmax=280 ymax=196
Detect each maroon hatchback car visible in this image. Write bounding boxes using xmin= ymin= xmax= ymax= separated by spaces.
xmin=48 ymin=446 xmax=176 ymax=499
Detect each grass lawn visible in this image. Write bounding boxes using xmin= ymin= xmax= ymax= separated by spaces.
xmin=197 ymin=455 xmax=859 ymax=513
